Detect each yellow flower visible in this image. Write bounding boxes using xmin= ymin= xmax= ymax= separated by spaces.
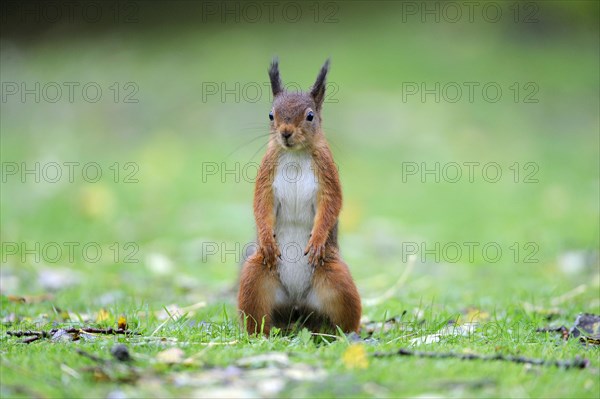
xmin=342 ymin=344 xmax=369 ymax=369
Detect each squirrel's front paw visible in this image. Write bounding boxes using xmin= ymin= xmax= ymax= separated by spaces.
xmin=259 ymin=240 xmax=281 ymax=268
xmin=304 ymin=239 xmax=326 ymax=267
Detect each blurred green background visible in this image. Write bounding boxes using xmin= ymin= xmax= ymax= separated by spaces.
xmin=1 ymin=0 xmax=598 ymax=313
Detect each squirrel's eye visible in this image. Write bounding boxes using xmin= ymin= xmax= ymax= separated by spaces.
xmin=306 ymin=111 xmax=314 ymax=122
xmin=269 ymin=111 xmax=274 ymax=121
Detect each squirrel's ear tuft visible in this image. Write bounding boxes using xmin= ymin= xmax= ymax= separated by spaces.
xmin=269 ymin=58 xmax=283 ymax=97
xmin=310 ymin=58 xmax=330 ymax=111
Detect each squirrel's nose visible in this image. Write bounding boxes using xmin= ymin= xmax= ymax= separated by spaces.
xmin=281 ymin=131 xmax=292 ymax=139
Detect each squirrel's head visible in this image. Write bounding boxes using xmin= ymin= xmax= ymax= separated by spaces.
xmin=268 ymin=58 xmax=329 ymax=150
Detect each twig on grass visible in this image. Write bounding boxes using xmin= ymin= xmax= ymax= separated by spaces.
xmin=373 ymin=348 xmax=590 ymax=369
xmin=75 ymin=348 xmax=106 ymax=364
xmin=6 ymin=330 xmax=52 ymax=338
xmin=7 ymin=330 xmax=51 ymax=344
xmin=551 ymin=284 xmax=587 ymax=306
xmin=7 ymin=327 xmax=140 ymax=344
xmin=22 ymin=336 xmax=44 ymax=344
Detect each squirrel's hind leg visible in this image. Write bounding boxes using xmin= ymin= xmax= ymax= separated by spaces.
xmin=311 ymin=259 xmax=362 ymax=333
xmin=238 ymin=254 xmax=279 ymax=336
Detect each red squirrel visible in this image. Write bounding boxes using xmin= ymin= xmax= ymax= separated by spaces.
xmin=238 ymin=59 xmax=361 ymax=335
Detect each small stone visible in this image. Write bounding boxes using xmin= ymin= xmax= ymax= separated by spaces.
xmin=111 ymin=344 xmax=132 ymax=362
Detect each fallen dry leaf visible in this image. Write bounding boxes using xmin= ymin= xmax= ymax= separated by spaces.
xmin=410 ymin=323 xmax=478 ymax=346
xmin=7 ymin=295 xmax=25 ymax=303
xmin=156 ymin=348 xmax=185 ymax=364
xmin=117 ymin=315 xmax=128 ymax=330
xmin=460 ymin=307 xmax=490 ymax=324
xmin=571 ymin=313 xmax=600 ymax=345
xmin=96 ymin=309 xmax=110 ymax=323
xmin=7 ymin=294 xmax=54 ymax=304
xmin=51 ymin=329 xmax=73 ymax=342
xmin=362 ymin=315 xmax=405 ymax=336
xmin=237 ymin=353 xmax=289 ymax=368
xmin=170 ymin=362 xmax=326 ymax=397
xmin=147 ymin=302 xmax=207 ymax=321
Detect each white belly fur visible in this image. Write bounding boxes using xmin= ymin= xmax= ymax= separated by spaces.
xmin=272 ymin=150 xmax=318 ymax=302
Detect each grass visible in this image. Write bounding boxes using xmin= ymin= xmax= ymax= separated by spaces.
xmin=1 ymin=2 xmax=599 ymax=398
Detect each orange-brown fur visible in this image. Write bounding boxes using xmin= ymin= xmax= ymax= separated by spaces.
xmin=238 ymin=59 xmax=361 ymax=336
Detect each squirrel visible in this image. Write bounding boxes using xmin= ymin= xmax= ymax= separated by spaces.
xmin=238 ymin=58 xmax=361 ymax=335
